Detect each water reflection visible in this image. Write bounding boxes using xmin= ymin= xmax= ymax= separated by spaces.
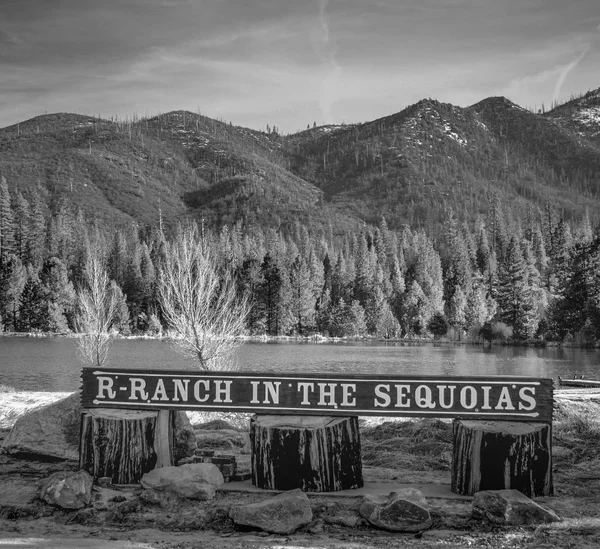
xmin=0 ymin=336 xmax=599 ymax=392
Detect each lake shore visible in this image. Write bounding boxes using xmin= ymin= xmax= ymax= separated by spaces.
xmin=2 ymin=329 xmax=598 ymax=349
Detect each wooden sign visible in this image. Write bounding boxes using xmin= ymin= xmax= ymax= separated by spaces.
xmin=81 ymin=368 xmax=553 ymax=422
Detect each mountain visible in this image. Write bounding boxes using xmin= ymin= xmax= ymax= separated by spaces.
xmin=1 ymin=87 xmax=600 ymax=236
xmin=284 ymin=93 xmax=600 ymax=232
xmin=545 ymin=88 xmax=600 ymax=145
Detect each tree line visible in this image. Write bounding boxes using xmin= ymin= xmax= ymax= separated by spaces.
xmin=0 ymin=175 xmax=598 ymax=345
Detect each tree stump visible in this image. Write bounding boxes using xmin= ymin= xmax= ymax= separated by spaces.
xmin=79 ymin=409 xmax=174 ymax=484
xmin=250 ymin=415 xmax=363 ymax=492
xmin=451 ymin=420 xmax=552 ymax=497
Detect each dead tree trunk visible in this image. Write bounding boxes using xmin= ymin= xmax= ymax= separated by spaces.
xmin=250 ymin=415 xmax=363 ymax=492
xmin=79 ymin=409 xmax=174 ymax=484
xmin=451 ymin=420 xmax=552 ymax=497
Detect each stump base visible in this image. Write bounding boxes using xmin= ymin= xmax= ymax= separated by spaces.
xmin=79 ymin=408 xmax=174 ymax=484
xmin=250 ymin=414 xmax=363 ymax=492
xmin=451 ymin=420 xmax=553 ymax=497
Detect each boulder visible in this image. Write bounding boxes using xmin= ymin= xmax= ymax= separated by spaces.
xmin=359 ymin=489 xmax=432 ymax=532
xmin=472 ymin=490 xmax=561 ymax=525
xmin=229 ymin=488 xmax=313 ymax=534
xmin=140 ymin=463 xmax=223 ymax=500
xmin=2 ymin=391 xmax=196 ymax=463
xmin=2 ymin=392 xmax=81 ymax=460
xmin=38 ymin=470 xmax=93 ymax=509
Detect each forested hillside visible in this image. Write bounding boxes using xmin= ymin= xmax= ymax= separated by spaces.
xmin=1 ymin=89 xmax=600 ymax=344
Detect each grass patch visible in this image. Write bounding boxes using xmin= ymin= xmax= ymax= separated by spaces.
xmin=554 ymin=399 xmax=600 ymax=462
xmin=361 ymin=419 xmax=453 ymax=471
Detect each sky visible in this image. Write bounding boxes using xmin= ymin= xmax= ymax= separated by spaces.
xmin=1 ymin=0 xmax=600 ymax=134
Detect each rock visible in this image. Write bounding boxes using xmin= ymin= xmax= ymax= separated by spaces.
xmin=174 ymin=412 xmax=197 ymax=462
xmin=2 ymin=391 xmax=195 ymax=463
xmin=472 ymin=490 xmax=561 ymax=525
xmin=359 ymin=489 xmax=432 ymax=532
xmin=229 ymin=488 xmax=313 ymax=534
xmin=140 ymin=463 xmax=223 ymax=500
xmin=38 ymin=470 xmax=93 ymax=509
xmin=2 ymin=392 xmax=81 ymax=460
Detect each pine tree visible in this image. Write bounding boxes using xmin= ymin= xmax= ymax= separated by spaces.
xmin=258 ymin=253 xmax=282 ymax=335
xmin=12 ymin=192 xmax=30 ymax=263
xmin=0 ymin=254 xmax=26 ymax=330
xmin=18 ymin=268 xmax=45 ymax=331
xmin=237 ymin=257 xmax=264 ymax=334
xmin=289 ymin=255 xmax=314 ymax=334
xmin=39 ymin=256 xmax=77 ymax=331
xmin=496 ymin=236 xmax=536 ymax=339
xmin=26 ymin=191 xmax=46 ymax=266
xmin=0 ymin=176 xmax=14 ymax=267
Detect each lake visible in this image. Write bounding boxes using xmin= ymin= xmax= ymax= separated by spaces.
xmin=1 ymin=336 xmax=599 ymax=393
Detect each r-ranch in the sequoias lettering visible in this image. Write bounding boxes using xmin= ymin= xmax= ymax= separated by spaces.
xmin=82 ymin=369 xmax=554 ymax=422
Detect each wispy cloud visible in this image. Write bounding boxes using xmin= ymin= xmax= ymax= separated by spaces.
xmin=552 ymin=48 xmax=590 ymax=103
xmin=315 ymin=0 xmax=342 ymax=123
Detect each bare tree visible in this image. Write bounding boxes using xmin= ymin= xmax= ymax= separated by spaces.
xmin=74 ymin=243 xmax=117 ymax=368
xmin=158 ymin=224 xmax=249 ymax=370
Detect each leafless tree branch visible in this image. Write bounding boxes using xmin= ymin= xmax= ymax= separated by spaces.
xmin=158 ymin=224 xmax=249 ymax=371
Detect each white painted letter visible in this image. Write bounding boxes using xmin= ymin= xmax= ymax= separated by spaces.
xmin=374 ymin=384 xmax=391 ymax=408
xmin=250 ymin=381 xmax=260 ymax=404
xmin=495 ymin=386 xmax=515 ymax=410
xmin=519 ymin=387 xmax=536 ymax=411
xmin=263 ymin=381 xmax=281 ymax=404
xmin=415 ymin=385 xmax=436 ymax=409
xmin=173 ymin=379 xmax=189 ymax=402
xmin=96 ymin=376 xmax=116 ymax=399
xmin=460 ymin=386 xmax=477 ymax=409
xmin=318 ymin=383 xmax=337 ymax=406
xmin=341 ymin=384 xmax=356 ymax=407
xmin=297 ymin=382 xmax=314 ymax=405
xmin=129 ymin=378 xmax=148 ymax=401
xmin=437 ymin=385 xmax=455 ymax=409
xmin=481 ymin=386 xmax=492 ymax=409
xmin=151 ymin=379 xmax=169 ymax=401
xmin=214 ymin=380 xmax=232 ymax=403
xmin=193 ymin=380 xmax=210 ymax=403
xmin=394 ymin=384 xmax=411 ymax=407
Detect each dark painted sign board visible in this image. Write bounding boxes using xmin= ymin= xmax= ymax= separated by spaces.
xmin=81 ymin=368 xmax=553 ymax=422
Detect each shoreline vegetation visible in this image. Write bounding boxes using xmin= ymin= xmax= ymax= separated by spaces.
xmin=1 ymin=329 xmax=598 ymax=349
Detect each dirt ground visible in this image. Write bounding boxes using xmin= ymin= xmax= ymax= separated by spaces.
xmin=1 ymin=393 xmax=600 ymax=549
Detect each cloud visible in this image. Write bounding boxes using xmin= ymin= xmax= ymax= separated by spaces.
xmin=552 ymin=47 xmax=590 ymax=103
xmin=552 ymin=24 xmax=600 ymax=103
xmin=316 ymin=0 xmax=342 ymax=123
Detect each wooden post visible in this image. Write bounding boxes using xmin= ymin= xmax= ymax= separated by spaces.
xmin=250 ymin=415 xmax=363 ymax=492
xmin=79 ymin=408 xmax=175 ymax=484
xmin=451 ymin=420 xmax=553 ymax=497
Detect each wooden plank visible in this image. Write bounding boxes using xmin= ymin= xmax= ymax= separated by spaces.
xmin=81 ymin=368 xmax=553 ymax=422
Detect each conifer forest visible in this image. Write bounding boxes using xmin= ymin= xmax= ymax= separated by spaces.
xmin=0 ymin=173 xmax=598 ymax=345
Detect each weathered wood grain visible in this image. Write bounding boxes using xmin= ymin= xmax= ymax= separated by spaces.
xmin=250 ymin=414 xmax=363 ymax=492
xmin=79 ymin=408 xmax=174 ymax=484
xmin=451 ymin=420 xmax=553 ymax=497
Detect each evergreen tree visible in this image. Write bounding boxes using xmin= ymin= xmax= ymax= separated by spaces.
xmin=289 ymin=255 xmax=314 ymax=334
xmin=26 ymin=191 xmax=46 ymax=266
xmin=0 ymin=254 xmax=26 ymax=331
xmin=237 ymin=257 xmax=265 ymax=334
xmin=12 ymin=192 xmax=30 ymax=263
xmin=258 ymin=253 xmax=283 ymax=335
xmin=39 ymin=257 xmax=77 ymax=331
xmin=18 ymin=268 xmax=45 ymax=331
xmin=0 ymin=176 xmax=14 ymax=267
xmin=496 ymin=237 xmax=536 ymax=339
xmin=448 ymin=286 xmax=468 ymax=333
